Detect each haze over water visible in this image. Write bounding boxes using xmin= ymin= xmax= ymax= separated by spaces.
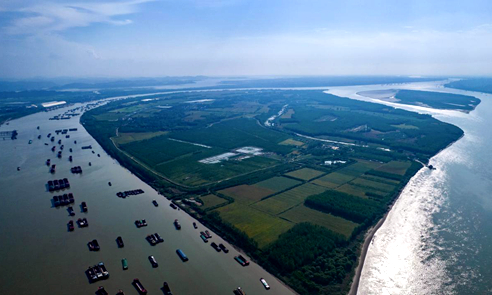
xmin=331 ymin=84 xmax=492 ymax=294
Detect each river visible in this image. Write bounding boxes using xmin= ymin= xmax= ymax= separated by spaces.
xmin=0 ymin=100 xmax=295 ymax=295
xmin=326 ymin=81 xmax=492 ymax=295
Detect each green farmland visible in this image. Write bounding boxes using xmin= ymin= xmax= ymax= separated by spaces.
xmin=82 ymin=88 xmax=464 ymax=295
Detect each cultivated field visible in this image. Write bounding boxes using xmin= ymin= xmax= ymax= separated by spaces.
xmin=251 ymin=183 xmax=327 ymax=215
xmin=219 ymin=184 xmax=275 ymax=204
xmin=374 ymin=160 xmax=411 ymax=175
xmin=113 ymin=131 xmax=168 ymax=145
xmin=280 ymin=205 xmax=358 ymax=238
xmin=215 ymin=203 xmax=294 ymax=248
xmin=200 ymin=194 xmax=228 ymax=210
xmin=285 ymin=167 xmax=325 ymax=181
xmin=253 ymin=176 xmax=301 ymax=192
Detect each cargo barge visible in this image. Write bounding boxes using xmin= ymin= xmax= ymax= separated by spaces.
xmin=176 ymin=249 xmax=188 ymax=262
xmin=116 ymin=236 xmax=124 ymax=248
xmin=132 ymin=279 xmax=147 ymax=294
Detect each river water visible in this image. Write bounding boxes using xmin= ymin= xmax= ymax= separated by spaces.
xmin=0 ymin=101 xmax=295 ymax=295
xmin=327 ymin=82 xmax=492 ymax=295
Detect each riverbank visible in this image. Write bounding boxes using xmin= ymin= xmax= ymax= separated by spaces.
xmin=0 ymin=101 xmax=295 ymax=295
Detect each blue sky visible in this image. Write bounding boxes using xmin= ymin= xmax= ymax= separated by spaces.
xmin=1 ymin=0 xmax=492 ymax=78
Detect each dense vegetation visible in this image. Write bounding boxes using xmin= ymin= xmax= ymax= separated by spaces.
xmin=395 ymin=89 xmax=480 ymax=111
xmin=305 ymin=190 xmax=383 ymax=223
xmin=446 ymin=78 xmax=492 ymax=94
xmin=260 ymin=223 xmax=355 ymax=295
xmin=279 ymin=91 xmax=463 ymax=156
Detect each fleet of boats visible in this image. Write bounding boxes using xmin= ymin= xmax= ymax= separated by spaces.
xmin=37 ymin=126 xmax=266 ymax=294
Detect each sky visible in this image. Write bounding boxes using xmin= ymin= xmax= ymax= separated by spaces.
xmin=1 ymin=0 xmax=492 ymax=78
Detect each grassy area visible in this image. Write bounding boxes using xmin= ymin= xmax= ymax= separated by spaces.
xmin=253 ymin=176 xmax=301 ymax=192
xmin=278 ymin=138 xmax=305 ymax=146
xmin=120 ymin=136 xmax=207 ymax=167
xmin=155 ymin=153 xmax=279 ymax=186
xmin=336 ymin=183 xmax=373 ymax=198
xmin=280 ymin=205 xmax=358 ymax=238
xmin=336 ymin=160 xmax=381 ymax=177
xmin=374 ymin=160 xmax=411 ymax=175
xmin=349 ymin=178 xmax=396 ymax=193
xmin=391 ymin=123 xmax=419 ymax=130
xmin=395 ymin=89 xmax=480 ymax=111
xmin=215 ymin=203 xmax=294 ymax=248
xmin=285 ymin=167 xmax=325 ymax=181
xmin=312 ymin=172 xmax=356 ymax=187
xmin=200 ymin=194 xmax=228 ymax=210
xmin=252 ymin=183 xmax=327 ymax=215
xmin=170 ymin=118 xmax=293 ymax=154
xmin=113 ymin=131 xmax=168 ymax=145
xmin=218 ymin=184 xmax=275 ymax=205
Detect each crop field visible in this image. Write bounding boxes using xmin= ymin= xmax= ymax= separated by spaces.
xmin=120 ymin=136 xmax=207 ymax=167
xmin=279 ymin=205 xmax=358 ymax=238
xmin=93 ymin=112 xmax=126 ymax=121
xmin=219 ymin=184 xmax=275 ymax=204
xmin=391 ymin=123 xmax=419 ymax=129
xmin=375 ymin=160 xmax=411 ymax=175
xmin=112 ymin=131 xmax=168 ymax=145
xmin=155 ymin=153 xmax=278 ymax=186
xmin=360 ymin=174 xmax=400 ymax=185
xmin=285 ymin=167 xmax=325 ymax=181
xmin=253 ymin=176 xmax=301 ymax=192
xmin=349 ymin=178 xmax=396 ymax=193
xmin=215 ymin=203 xmax=294 ymax=248
xmin=169 ymin=118 xmax=292 ymax=154
xmin=251 ymin=183 xmax=327 ymax=215
xmin=278 ymin=138 xmax=305 ymax=146
xmin=200 ymin=194 xmax=228 ymax=210
xmin=280 ymin=108 xmax=295 ymax=118
xmin=336 ymin=160 xmax=382 ymax=177
xmin=312 ymin=172 xmax=356 ymax=187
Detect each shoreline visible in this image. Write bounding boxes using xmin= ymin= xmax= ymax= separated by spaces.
xmin=348 ymin=131 xmax=466 ymax=295
xmin=347 ymin=184 xmax=405 ymax=295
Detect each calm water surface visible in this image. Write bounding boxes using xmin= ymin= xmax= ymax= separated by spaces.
xmin=0 ymin=101 xmax=295 ymax=295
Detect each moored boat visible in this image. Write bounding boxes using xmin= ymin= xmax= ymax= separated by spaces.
xmin=116 ymin=236 xmax=124 ymax=248
xmin=233 ymin=287 xmax=246 ymax=295
xmin=148 ymin=255 xmax=158 ymax=267
xmin=211 ymin=242 xmax=221 ymax=252
xmin=219 ymin=243 xmax=229 ymax=253
xmin=95 ymin=286 xmax=108 ymax=295
xmin=260 ymin=278 xmax=270 ymax=290
xmin=173 ymin=219 xmax=181 ymax=230
xmin=154 ymin=233 xmax=164 ymax=243
xmin=67 ymin=220 xmax=74 ymax=232
xmin=176 ymin=249 xmax=188 ymax=262
xmin=132 ymin=278 xmax=148 ymax=294
xmin=163 ymin=282 xmax=172 ymax=295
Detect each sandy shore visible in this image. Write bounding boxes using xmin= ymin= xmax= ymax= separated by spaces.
xmin=348 ymin=203 xmax=392 ymax=295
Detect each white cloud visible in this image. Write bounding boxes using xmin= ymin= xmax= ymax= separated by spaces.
xmin=4 ymin=0 xmax=152 ymax=35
